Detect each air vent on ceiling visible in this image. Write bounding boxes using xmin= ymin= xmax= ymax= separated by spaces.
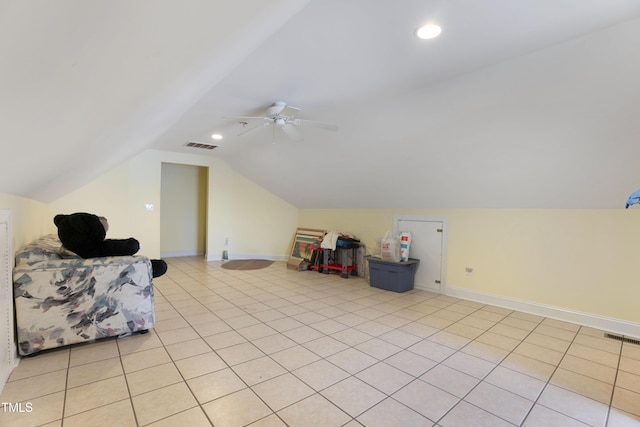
xmin=604 ymin=333 xmax=640 ymax=346
xmin=184 ymin=141 xmax=218 ymax=150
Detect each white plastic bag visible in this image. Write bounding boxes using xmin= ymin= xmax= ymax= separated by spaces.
xmin=380 ymin=231 xmax=401 ymax=262
xmin=399 ymin=231 xmax=411 ymax=262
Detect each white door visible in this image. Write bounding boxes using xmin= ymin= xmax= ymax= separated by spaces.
xmin=394 ymin=215 xmax=447 ymax=293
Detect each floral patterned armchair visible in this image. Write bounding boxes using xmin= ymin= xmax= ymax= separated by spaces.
xmin=12 ymin=234 xmax=155 ymax=356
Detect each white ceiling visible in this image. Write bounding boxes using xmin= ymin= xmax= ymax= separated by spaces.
xmin=3 ymin=0 xmax=640 ymax=208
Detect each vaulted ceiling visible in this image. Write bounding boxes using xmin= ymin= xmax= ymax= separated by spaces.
xmin=2 ymin=0 xmax=640 ymax=208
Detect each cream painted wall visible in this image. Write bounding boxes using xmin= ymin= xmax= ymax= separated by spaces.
xmin=48 ymin=149 xmax=298 ymax=260
xmin=229 ymin=172 xmax=298 ymax=260
xmin=5 ymin=164 xmax=640 ymax=329
xmin=299 ymin=208 xmax=640 ymax=324
xmin=48 ymin=157 xmax=159 ymax=256
xmin=0 ymin=193 xmax=51 ymax=253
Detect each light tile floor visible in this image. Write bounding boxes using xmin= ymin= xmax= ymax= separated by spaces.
xmin=2 ymin=257 xmax=640 ymax=427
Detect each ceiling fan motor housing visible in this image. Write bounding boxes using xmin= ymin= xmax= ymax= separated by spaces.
xmin=267 ymin=101 xmax=287 ymax=118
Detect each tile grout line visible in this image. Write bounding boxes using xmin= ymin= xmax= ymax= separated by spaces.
xmin=177 ymin=263 xmax=531 ymax=425
xmin=124 ymin=270 xmax=217 ymax=426
xmin=358 ymin=300 xmax=516 ymax=424
xmin=155 ymin=268 xmax=304 ymax=427
xmin=515 ymin=319 xmax=574 ymax=426
xmin=518 ymin=323 xmax=584 ymax=426
xmin=204 ymin=270 xmax=358 ymax=425
xmin=603 ymin=336 xmax=624 ymax=427
xmin=178 ymin=263 xmax=404 ymax=424
xmin=59 ymin=347 xmax=71 ymax=426
xmin=115 ymin=332 xmax=141 ymax=427
xmin=414 ymin=304 xmax=614 ymax=425
xmin=289 ymin=296 xmax=495 ymax=423
xmin=153 ymin=278 xmax=219 ymax=426
xmin=428 ymin=304 xmax=544 ymax=426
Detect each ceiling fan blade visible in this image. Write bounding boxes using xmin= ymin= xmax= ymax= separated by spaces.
xmin=281 ymin=104 xmax=301 ymax=116
xmin=238 ymin=121 xmax=271 ymax=136
xmin=292 ymin=118 xmax=338 ymax=131
xmin=222 ymin=115 xmax=270 ymax=121
xmin=268 ymin=101 xmax=302 ymax=118
xmin=281 ymin=123 xmax=303 ymax=142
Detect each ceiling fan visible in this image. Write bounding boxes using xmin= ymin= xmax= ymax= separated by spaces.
xmin=223 ymin=101 xmax=338 ymax=142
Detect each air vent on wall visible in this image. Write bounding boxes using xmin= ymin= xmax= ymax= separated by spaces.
xmin=184 ymin=141 xmax=218 ymax=150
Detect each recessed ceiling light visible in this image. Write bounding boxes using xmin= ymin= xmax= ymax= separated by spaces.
xmin=416 ymin=24 xmax=441 ymax=40
xmin=211 ymin=133 xmax=223 ymax=140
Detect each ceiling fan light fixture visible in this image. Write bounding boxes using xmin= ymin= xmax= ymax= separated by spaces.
xmin=275 ymin=118 xmax=286 ymax=127
xmin=416 ymin=23 xmax=441 ymax=40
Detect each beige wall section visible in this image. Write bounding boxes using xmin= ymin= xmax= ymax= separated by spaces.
xmin=160 ymin=163 xmax=207 ymax=256
xmin=299 ymin=208 xmax=640 ymax=324
xmin=229 ymin=172 xmax=299 ymax=259
xmin=0 ymin=193 xmax=50 ymax=254
xmin=5 ymin=174 xmax=639 ymax=327
xmin=48 ymin=149 xmax=298 ymax=260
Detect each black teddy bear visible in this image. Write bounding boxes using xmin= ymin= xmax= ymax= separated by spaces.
xmin=54 ymin=212 xmax=167 ymax=278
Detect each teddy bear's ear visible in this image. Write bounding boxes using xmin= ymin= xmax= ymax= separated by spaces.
xmin=53 ymin=214 xmax=67 ymax=227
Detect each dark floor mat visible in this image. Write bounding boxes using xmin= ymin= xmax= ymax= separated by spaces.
xmin=221 ymin=259 xmax=274 ymax=270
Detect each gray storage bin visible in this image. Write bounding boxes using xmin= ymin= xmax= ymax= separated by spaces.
xmin=366 ymin=256 xmax=420 ymax=292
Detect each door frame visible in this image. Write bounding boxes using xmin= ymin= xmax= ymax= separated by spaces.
xmin=393 ymin=214 xmax=448 ymax=293
xmin=160 ymin=162 xmax=209 ymax=258
xmin=0 ymin=210 xmax=15 ymax=391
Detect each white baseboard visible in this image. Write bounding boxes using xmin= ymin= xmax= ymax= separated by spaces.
xmin=446 ymin=285 xmax=640 ymax=339
xmin=161 ymin=250 xmax=203 ymax=258
xmin=206 ymin=253 xmax=288 ymax=262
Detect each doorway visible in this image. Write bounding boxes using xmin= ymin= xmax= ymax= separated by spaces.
xmin=393 ymin=215 xmax=447 ymax=293
xmin=160 ymin=163 xmax=208 ymax=257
